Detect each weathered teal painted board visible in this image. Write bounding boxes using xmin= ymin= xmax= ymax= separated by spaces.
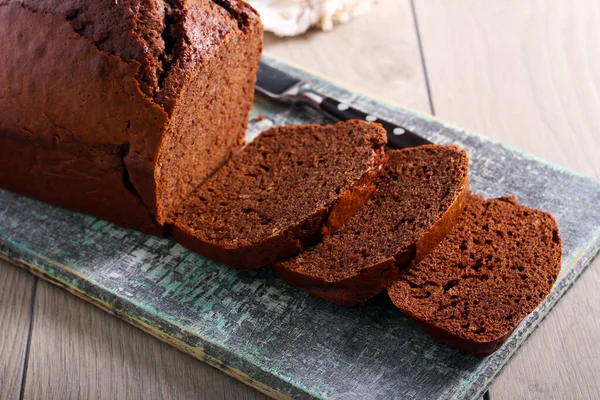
xmin=1 ymin=56 xmax=599 ymax=400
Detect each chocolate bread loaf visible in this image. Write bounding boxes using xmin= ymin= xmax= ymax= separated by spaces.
xmin=388 ymin=195 xmax=562 ymax=356
xmin=170 ymin=120 xmax=388 ymax=270
xmin=274 ymin=145 xmax=470 ymax=305
xmin=0 ymin=0 xmax=263 ymax=233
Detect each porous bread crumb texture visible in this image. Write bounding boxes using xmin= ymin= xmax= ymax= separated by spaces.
xmin=388 ymin=195 xmax=562 ymax=355
xmin=171 ymin=120 xmax=387 ymax=268
xmin=155 ymin=9 xmax=263 ymax=224
xmin=274 ymin=145 xmax=470 ymax=305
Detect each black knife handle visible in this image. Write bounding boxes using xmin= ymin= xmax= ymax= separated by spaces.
xmin=319 ymin=97 xmax=431 ymax=149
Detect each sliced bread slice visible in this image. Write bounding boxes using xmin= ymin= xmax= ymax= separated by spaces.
xmin=274 ymin=145 xmax=470 ymax=305
xmin=170 ymin=120 xmax=387 ymax=270
xmin=388 ymin=195 xmax=562 ymax=356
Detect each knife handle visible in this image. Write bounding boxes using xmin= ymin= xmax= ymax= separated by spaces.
xmin=319 ymin=97 xmax=432 ymax=149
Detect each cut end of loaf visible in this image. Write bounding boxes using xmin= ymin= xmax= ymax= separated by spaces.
xmin=154 ymin=9 xmax=263 ymax=224
xmin=388 ymin=194 xmax=562 ymax=356
xmin=275 ymin=144 xmax=471 ymax=305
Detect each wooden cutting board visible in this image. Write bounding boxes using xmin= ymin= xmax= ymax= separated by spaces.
xmin=1 ymin=55 xmax=599 ymax=400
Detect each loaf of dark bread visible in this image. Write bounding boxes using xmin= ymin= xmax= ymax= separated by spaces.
xmin=0 ymin=0 xmax=263 ymax=233
xmin=388 ymin=195 xmax=562 ymax=356
xmin=274 ymin=145 xmax=470 ymax=305
xmin=171 ymin=121 xmax=388 ymax=270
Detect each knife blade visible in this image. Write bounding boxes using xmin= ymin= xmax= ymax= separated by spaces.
xmin=255 ymin=60 xmax=432 ymax=149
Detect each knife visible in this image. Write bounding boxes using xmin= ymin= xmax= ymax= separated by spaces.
xmin=255 ymin=61 xmax=432 ymax=149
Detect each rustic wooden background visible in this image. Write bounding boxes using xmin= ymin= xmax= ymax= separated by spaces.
xmin=1 ymin=0 xmax=599 ymax=399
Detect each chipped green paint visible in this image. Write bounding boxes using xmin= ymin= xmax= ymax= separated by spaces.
xmin=0 ymin=56 xmax=599 ymax=399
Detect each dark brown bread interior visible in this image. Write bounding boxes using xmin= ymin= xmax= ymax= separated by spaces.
xmin=388 ymin=195 xmax=562 ymax=356
xmin=274 ymin=145 xmax=470 ymax=306
xmin=170 ymin=121 xmax=388 ymax=270
xmin=0 ymin=0 xmax=263 ymax=231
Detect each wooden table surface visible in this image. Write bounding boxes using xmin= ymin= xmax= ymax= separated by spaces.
xmin=1 ymin=1 xmax=600 ymax=399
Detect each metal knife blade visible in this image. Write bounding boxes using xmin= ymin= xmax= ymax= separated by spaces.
xmin=254 ymin=60 xmax=432 ymax=149
xmin=255 ymin=61 xmax=304 ymax=99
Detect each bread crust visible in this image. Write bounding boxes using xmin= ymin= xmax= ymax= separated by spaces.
xmin=0 ymin=0 xmax=263 ymax=231
xmin=399 ymin=308 xmax=511 ymax=356
xmin=275 ymin=258 xmax=398 ymax=306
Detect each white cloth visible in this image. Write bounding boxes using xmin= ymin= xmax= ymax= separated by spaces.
xmin=248 ymin=0 xmax=374 ymax=37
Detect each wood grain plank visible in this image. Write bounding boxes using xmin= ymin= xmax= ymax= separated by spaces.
xmin=0 ymin=260 xmax=35 ymax=400
xmin=21 ymin=280 xmax=266 ymax=400
xmin=264 ymin=0 xmax=431 ymax=111
xmin=413 ymin=0 xmax=600 ymax=179
xmin=413 ymin=1 xmax=600 ymax=398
